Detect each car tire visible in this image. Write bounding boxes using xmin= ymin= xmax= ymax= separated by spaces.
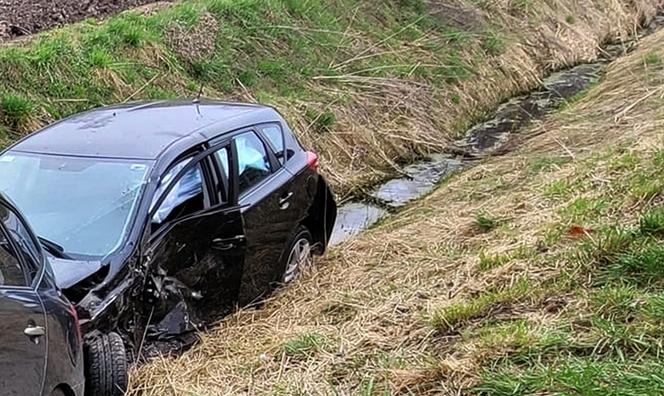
xmin=84 ymin=332 xmax=128 ymax=396
xmin=281 ymin=226 xmax=313 ymax=284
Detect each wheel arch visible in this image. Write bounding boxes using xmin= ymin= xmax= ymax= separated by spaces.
xmin=51 ymin=384 xmax=76 ymax=396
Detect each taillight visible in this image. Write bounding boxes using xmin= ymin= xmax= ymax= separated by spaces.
xmin=306 ymin=151 xmax=319 ymax=172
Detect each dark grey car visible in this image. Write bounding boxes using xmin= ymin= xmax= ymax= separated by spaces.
xmin=0 ymin=193 xmax=85 ymax=396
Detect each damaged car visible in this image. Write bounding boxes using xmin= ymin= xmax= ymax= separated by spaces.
xmin=0 ymin=100 xmax=337 ymax=364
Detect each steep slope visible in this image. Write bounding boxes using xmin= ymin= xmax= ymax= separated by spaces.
xmin=130 ymin=20 xmax=664 ymax=396
xmin=0 ymin=0 xmax=660 ymax=196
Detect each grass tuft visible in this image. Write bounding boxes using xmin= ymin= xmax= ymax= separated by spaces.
xmin=281 ymin=332 xmax=330 ymax=358
xmin=0 ymin=94 xmax=35 ymax=129
xmin=473 ymin=212 xmax=503 ymax=233
xmin=639 ymin=207 xmax=664 ymax=236
xmin=429 ymin=278 xmax=531 ymax=332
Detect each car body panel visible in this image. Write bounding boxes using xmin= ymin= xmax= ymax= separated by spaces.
xmin=40 ymin=286 xmax=85 ymax=396
xmin=48 ymin=258 xmax=103 ymax=290
xmin=0 ymin=287 xmax=47 ymax=395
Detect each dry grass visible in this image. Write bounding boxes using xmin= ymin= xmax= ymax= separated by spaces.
xmin=129 ymin=20 xmax=664 ymax=396
xmin=281 ymin=0 xmax=664 ymax=196
xmin=0 ymin=0 xmax=661 ymax=198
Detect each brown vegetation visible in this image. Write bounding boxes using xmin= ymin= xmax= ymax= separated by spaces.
xmin=129 ymin=14 xmax=664 ymax=396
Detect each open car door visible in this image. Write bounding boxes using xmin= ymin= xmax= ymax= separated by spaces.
xmin=142 ymin=149 xmax=246 ymax=341
xmin=0 ymin=202 xmax=48 ymax=395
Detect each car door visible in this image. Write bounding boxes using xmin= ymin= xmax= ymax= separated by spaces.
xmin=257 ymin=122 xmax=312 ymax=228
xmin=144 ymin=147 xmax=246 ymax=334
xmin=0 ymin=203 xmax=47 ymax=396
xmin=223 ymin=130 xmax=299 ymax=305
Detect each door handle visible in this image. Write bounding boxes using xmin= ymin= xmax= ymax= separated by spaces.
xmin=279 ymin=192 xmax=294 ymax=209
xmin=212 ymin=235 xmax=245 ymax=251
xmin=24 ymin=325 xmax=45 ymax=337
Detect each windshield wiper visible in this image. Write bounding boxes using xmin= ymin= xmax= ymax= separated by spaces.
xmin=38 ymin=236 xmax=73 ymax=260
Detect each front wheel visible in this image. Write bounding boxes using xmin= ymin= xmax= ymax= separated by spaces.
xmin=281 ymin=226 xmax=313 ymax=284
xmin=84 ymin=332 xmax=128 ymax=396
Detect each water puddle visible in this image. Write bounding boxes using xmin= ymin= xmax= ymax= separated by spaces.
xmin=371 ymin=154 xmax=464 ymax=207
xmin=329 ymin=203 xmax=387 ymax=246
xmin=330 ymin=11 xmax=664 ymax=246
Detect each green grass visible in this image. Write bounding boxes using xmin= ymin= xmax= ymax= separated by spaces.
xmin=562 ymin=197 xmax=610 ymax=223
xmin=528 ymin=155 xmax=570 ymax=173
xmin=474 ymin=198 xmax=664 ymax=393
xmin=473 ymin=212 xmax=503 ymax=233
xmin=481 ymin=31 xmax=506 ymax=56
xmin=476 ymin=358 xmax=664 ymax=395
xmin=281 ymin=332 xmax=330 ymax=358
xmin=644 ymin=51 xmax=661 ymax=67
xmin=478 ymin=251 xmax=512 ymax=271
xmin=543 ymin=179 xmax=572 ymax=199
xmin=0 ymin=0 xmax=491 ymax=139
xmin=429 ymin=278 xmax=532 ymax=332
xmin=477 ymin=246 xmax=534 ymax=271
xmin=0 ymin=94 xmax=35 ymax=129
xmin=639 ymin=207 xmax=664 ymax=236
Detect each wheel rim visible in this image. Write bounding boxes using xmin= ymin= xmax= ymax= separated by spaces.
xmin=283 ymin=238 xmax=312 ymax=284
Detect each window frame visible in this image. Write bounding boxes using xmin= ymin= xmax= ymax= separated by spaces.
xmin=231 ymin=130 xmax=280 ymax=197
xmin=148 ymin=154 xmax=212 ymax=237
xmin=0 ymin=204 xmax=43 ymax=290
xmin=256 ymin=123 xmax=287 ymax=166
xmin=208 ymin=142 xmax=234 ymax=206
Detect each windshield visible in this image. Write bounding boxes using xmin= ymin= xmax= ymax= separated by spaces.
xmin=0 ymin=151 xmax=151 ymax=258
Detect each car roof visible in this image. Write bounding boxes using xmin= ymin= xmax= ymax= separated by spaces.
xmin=10 ymin=100 xmax=280 ymax=160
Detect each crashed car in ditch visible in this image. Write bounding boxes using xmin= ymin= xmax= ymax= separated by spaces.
xmin=0 ymin=100 xmax=337 ymax=355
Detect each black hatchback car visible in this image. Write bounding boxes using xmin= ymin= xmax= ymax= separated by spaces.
xmin=0 ymin=100 xmax=336 ymax=353
xmin=0 ymin=193 xmax=85 ymax=396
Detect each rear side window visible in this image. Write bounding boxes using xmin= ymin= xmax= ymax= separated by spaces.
xmin=259 ymin=124 xmax=286 ymax=164
xmin=234 ymin=132 xmax=272 ymax=194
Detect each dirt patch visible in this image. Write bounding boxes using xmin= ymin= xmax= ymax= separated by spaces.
xmin=426 ymin=0 xmax=486 ymax=30
xmin=0 ymin=0 xmax=172 ymax=41
xmin=165 ymin=12 xmax=219 ymax=63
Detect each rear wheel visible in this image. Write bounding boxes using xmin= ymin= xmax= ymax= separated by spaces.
xmin=84 ymin=332 xmax=128 ymax=396
xmin=281 ymin=226 xmax=313 ymax=284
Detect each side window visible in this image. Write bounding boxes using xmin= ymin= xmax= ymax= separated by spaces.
xmin=259 ymin=124 xmax=286 ymax=164
xmin=234 ymin=132 xmax=272 ymax=194
xmin=151 ymin=159 xmax=205 ymax=228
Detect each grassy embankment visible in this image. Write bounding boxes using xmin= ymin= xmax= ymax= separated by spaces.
xmin=0 ymin=0 xmax=659 ymax=196
xmin=130 ymin=11 xmax=664 ymax=396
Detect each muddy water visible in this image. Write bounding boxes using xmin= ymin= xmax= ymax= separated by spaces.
xmin=329 ymin=12 xmax=664 ymax=245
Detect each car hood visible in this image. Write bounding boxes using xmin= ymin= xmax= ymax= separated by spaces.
xmin=47 ymin=257 xmax=104 ymax=289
